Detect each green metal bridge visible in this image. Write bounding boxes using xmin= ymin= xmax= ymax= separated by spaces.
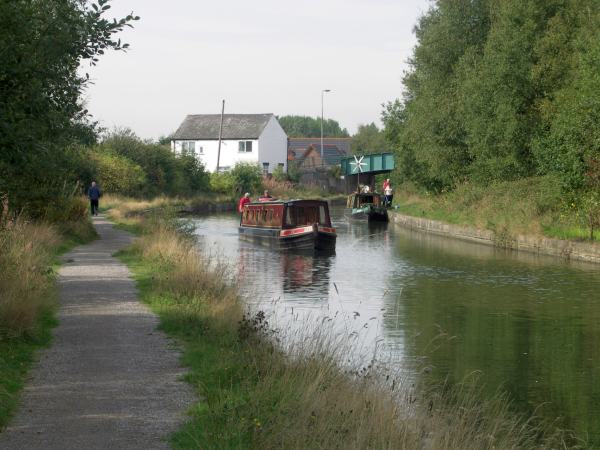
xmin=339 ymin=153 xmax=395 ymax=193
xmin=340 ymin=153 xmax=395 ymax=176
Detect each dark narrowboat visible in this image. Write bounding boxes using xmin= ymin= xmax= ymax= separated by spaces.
xmin=345 ymin=193 xmax=389 ymax=222
xmin=239 ymin=199 xmax=336 ymax=252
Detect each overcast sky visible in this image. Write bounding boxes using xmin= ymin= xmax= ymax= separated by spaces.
xmin=83 ymin=0 xmax=431 ymax=140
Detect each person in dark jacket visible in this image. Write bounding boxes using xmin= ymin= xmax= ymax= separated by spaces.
xmin=88 ymin=181 xmax=101 ymax=216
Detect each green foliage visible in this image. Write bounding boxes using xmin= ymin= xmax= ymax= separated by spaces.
xmin=287 ymin=162 xmax=302 ymax=183
xmin=229 ymin=163 xmax=263 ymax=194
xmin=209 ymin=172 xmax=234 ymax=194
xmin=328 ymin=165 xmax=342 ymax=179
xmin=578 ymin=191 xmax=600 ymax=240
xmin=90 ymin=151 xmax=147 ymax=196
xmin=272 ymin=164 xmax=288 ymax=182
xmin=384 ymin=0 xmax=600 ymax=203
xmin=96 ymin=129 xmax=210 ymax=197
xmin=278 ymin=115 xmax=349 ymax=137
xmin=351 ymin=123 xmax=388 ymax=155
xmin=0 ymin=0 xmax=138 ymax=215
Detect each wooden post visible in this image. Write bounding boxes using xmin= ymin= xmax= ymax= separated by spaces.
xmin=216 ymin=99 xmax=225 ymax=172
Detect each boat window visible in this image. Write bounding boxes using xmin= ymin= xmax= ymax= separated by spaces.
xmin=297 ymin=207 xmax=306 ymax=225
xmin=268 ymin=210 xmax=273 ymax=223
xmin=262 ymin=209 xmax=268 ymax=222
xmin=285 ymin=207 xmax=293 ymax=226
xmin=320 ymin=205 xmax=326 ymax=224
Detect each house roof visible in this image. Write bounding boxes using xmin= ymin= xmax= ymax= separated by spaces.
xmin=289 ymin=144 xmax=346 ymax=166
xmin=172 ymin=114 xmax=274 ymax=140
xmin=288 ymin=138 xmax=352 ymax=156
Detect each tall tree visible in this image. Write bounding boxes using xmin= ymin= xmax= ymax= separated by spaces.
xmin=351 ymin=123 xmax=387 ymax=154
xmin=384 ymin=0 xmax=600 ymax=193
xmin=278 ymin=115 xmax=349 ymax=138
xmin=385 ymin=0 xmax=491 ymax=190
xmin=0 ymin=0 xmax=138 ymax=213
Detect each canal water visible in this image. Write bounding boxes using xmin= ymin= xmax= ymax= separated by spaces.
xmin=191 ymin=206 xmax=600 ymax=445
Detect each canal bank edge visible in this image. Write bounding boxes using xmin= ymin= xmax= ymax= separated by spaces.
xmin=390 ymin=211 xmax=600 ymax=264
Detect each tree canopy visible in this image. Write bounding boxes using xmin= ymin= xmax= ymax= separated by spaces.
xmin=384 ymin=0 xmax=600 ymax=194
xmin=0 ymin=0 xmax=138 ymax=213
xmin=351 ymin=123 xmax=387 ymax=155
xmin=278 ymin=115 xmax=349 ymax=138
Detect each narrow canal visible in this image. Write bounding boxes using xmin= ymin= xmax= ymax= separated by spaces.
xmin=191 ymin=205 xmax=600 ymax=445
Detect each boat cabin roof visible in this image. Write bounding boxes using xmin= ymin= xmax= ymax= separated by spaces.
xmin=246 ymin=199 xmax=328 ymax=207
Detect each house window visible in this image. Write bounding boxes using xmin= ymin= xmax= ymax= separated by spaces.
xmin=196 ymin=146 xmax=203 ymax=155
xmin=238 ymin=141 xmax=253 ymax=153
xmin=262 ymin=162 xmax=269 ymax=174
xmin=181 ymin=141 xmax=195 ymax=155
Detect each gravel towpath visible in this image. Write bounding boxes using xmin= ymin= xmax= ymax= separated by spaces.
xmin=0 ymin=216 xmax=194 ymax=449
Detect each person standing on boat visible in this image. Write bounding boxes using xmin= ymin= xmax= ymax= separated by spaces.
xmin=384 ymin=182 xmax=393 ymax=207
xmin=383 ymin=178 xmax=390 ymax=192
xmin=259 ymin=190 xmax=273 ymax=202
xmin=238 ymin=193 xmax=251 ymax=213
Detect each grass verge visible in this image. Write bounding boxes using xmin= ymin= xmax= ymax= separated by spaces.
xmin=0 ymin=216 xmax=96 ymax=428
xmin=394 ymin=176 xmax=599 ymax=243
xmin=111 ymin=198 xmax=571 ymax=449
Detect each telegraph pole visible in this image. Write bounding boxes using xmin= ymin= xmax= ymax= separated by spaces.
xmin=216 ymin=99 xmax=225 ymax=172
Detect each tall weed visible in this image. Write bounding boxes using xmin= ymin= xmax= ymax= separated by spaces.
xmin=0 ymin=219 xmax=59 ymax=337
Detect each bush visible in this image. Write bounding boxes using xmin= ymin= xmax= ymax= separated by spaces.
xmin=272 ymin=164 xmax=287 ymax=182
xmin=229 ymin=162 xmax=263 ymax=194
xmin=209 ymin=172 xmax=234 ymax=194
xmin=99 ymin=129 xmax=210 ymax=197
xmin=90 ymin=151 xmax=147 ymax=196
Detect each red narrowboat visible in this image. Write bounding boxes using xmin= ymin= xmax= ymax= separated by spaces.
xmin=239 ymin=199 xmax=336 ymax=252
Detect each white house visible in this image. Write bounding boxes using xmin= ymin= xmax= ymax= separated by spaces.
xmin=171 ymin=113 xmax=288 ymax=174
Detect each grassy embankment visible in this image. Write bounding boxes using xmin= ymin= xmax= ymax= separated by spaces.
xmin=108 ymin=196 xmax=570 ymax=449
xmin=0 ymin=206 xmax=96 ymax=428
xmin=394 ymin=176 xmax=598 ymax=243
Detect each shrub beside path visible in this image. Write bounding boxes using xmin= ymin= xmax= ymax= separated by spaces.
xmin=0 ymin=216 xmax=194 ymax=449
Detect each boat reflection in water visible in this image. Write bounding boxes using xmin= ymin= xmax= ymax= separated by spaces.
xmin=237 ymin=244 xmax=332 ymax=301
xmin=281 ymin=253 xmax=332 ymax=296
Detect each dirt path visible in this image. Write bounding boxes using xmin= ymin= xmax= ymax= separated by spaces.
xmin=0 ymin=216 xmax=194 ymax=449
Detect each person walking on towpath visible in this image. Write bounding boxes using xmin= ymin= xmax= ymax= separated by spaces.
xmin=238 ymin=192 xmax=251 ymax=213
xmin=88 ymin=181 xmax=101 ymax=216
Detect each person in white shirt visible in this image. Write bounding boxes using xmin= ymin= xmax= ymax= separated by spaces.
xmin=384 ymin=183 xmax=393 ymax=207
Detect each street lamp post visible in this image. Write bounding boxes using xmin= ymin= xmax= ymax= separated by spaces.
xmin=321 ymin=89 xmax=331 ymax=163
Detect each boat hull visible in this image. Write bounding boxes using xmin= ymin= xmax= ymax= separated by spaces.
xmin=239 ymin=225 xmax=336 ymax=252
xmin=345 ymin=207 xmax=389 ymax=223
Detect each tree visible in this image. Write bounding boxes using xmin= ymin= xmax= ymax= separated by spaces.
xmin=90 ymin=151 xmax=147 ymax=196
xmin=0 ymin=0 xmax=138 ymax=214
xmin=98 ymin=129 xmax=209 ymax=197
xmin=384 ymin=0 xmax=491 ymax=190
xmin=351 ymin=123 xmax=387 ymax=154
xmin=278 ymin=116 xmax=349 ymax=137
xmin=383 ymin=0 xmax=600 ymax=194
